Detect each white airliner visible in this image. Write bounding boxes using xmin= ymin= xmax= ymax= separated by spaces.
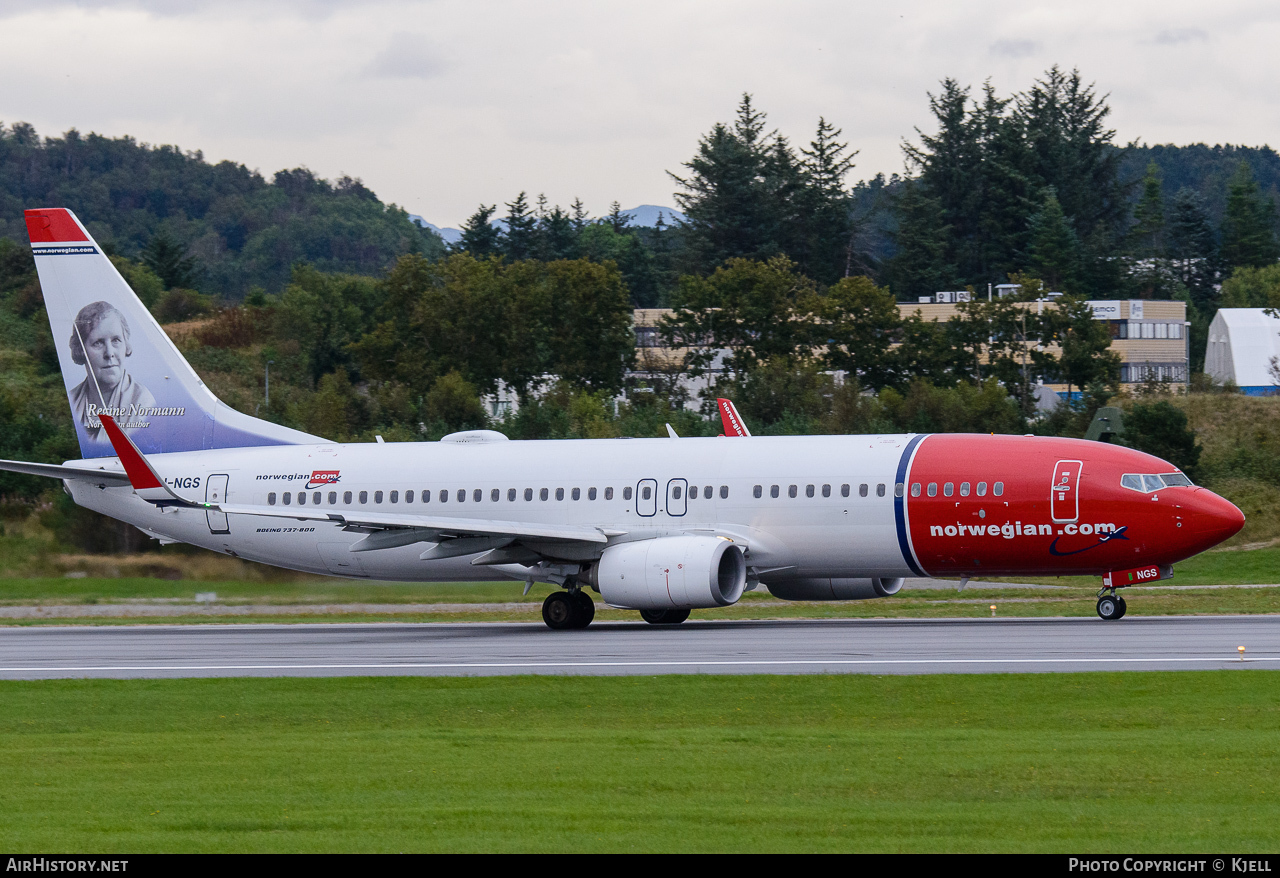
xmin=0 ymin=209 xmax=1246 ymax=628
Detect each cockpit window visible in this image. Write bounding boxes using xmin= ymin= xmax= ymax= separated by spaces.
xmin=1122 ymin=472 xmax=1194 ymax=493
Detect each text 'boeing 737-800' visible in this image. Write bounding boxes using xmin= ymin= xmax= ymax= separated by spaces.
xmin=0 ymin=208 xmax=1245 ymax=628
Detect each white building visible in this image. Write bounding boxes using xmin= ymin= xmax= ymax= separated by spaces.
xmin=1205 ymin=308 xmax=1280 ymax=394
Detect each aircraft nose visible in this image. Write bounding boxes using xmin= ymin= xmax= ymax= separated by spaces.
xmin=1185 ymin=488 xmax=1245 ymax=548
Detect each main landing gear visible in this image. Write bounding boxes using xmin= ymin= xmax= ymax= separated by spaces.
xmin=1096 ymin=589 xmax=1128 ymax=621
xmin=542 ymin=588 xmax=596 ymax=630
xmin=640 ymin=608 xmax=691 ymax=625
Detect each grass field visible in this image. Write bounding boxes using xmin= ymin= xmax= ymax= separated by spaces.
xmin=0 ymin=672 xmax=1277 ymax=852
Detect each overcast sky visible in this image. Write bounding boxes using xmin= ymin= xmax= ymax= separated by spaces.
xmin=2 ymin=1 xmax=1278 ymax=227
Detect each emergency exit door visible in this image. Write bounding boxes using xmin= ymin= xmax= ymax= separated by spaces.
xmin=205 ymin=474 xmax=230 ymax=534
xmin=1050 ymin=460 xmax=1083 ymax=523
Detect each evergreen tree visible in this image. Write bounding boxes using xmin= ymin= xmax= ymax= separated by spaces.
xmin=1220 ymin=161 xmax=1279 ymax=270
xmin=537 ymin=202 xmax=577 ymax=261
xmin=570 ymin=198 xmax=590 ymax=235
xmin=1130 ymin=161 xmax=1165 ymax=257
xmin=142 ymin=230 xmax=200 ymax=290
xmin=606 ymin=201 xmax=635 ymax=233
xmin=502 ymin=192 xmax=536 ymax=260
xmin=456 ymin=204 xmax=502 ymax=257
xmin=886 ymin=181 xmax=955 ymax=300
xmin=1027 ymin=189 xmax=1079 ymax=291
xmin=1167 ymin=188 xmax=1218 ymax=310
xmin=796 ymin=117 xmax=857 ymax=284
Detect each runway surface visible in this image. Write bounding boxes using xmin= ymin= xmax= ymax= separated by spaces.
xmin=0 ymin=615 xmax=1277 ymax=678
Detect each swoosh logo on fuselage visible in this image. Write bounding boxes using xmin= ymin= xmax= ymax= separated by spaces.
xmin=1048 ymin=525 xmax=1130 ymax=556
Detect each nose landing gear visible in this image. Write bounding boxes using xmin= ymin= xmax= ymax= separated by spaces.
xmin=1096 ymin=589 xmax=1127 ymax=620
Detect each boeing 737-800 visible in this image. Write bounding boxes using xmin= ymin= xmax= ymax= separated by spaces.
xmin=0 ymin=208 xmax=1246 ymax=628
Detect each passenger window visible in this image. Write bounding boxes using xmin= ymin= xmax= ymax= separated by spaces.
xmin=689 ymin=486 xmax=698 ymax=499
xmin=439 ymin=489 xmax=448 ymax=503
xmin=588 ymin=487 xmax=597 ymax=500
xmin=420 ymin=490 xmax=429 ymax=503
xmin=311 ymin=492 xmax=320 ymax=505
xmin=541 ymin=488 xmax=549 ymax=501
xmin=642 ymin=486 xmax=652 ymax=500
xmin=927 ymin=483 xmax=937 ymax=497
xmin=960 ymin=482 xmax=970 ymax=497
xmin=268 ymin=492 xmax=277 ymax=505
xmin=805 ymin=484 xmax=815 ymax=498
xmin=754 ymin=485 xmax=763 ymax=498
xmin=771 ymin=485 xmax=780 ymax=499
xmin=705 ymin=485 xmax=713 ymax=498
xmin=606 ymin=487 xmax=615 ymax=500
xmin=788 ymin=485 xmax=798 ymax=498
xmin=994 ymin=482 xmax=1004 ymax=497
xmin=491 ymin=488 xmax=500 ymax=502
xmin=841 ymin=484 xmax=850 ymax=498
xmin=390 ymin=491 xmax=399 ymax=503
xmin=298 ymin=492 xmax=306 ymax=505
xmin=672 ymin=486 xmax=682 ymax=499
xmin=943 ymin=483 xmax=953 ymax=497
xmin=329 ymin=491 xmax=337 ymax=505
xmin=283 ymin=492 xmax=291 ymax=505
xmin=572 ymin=487 xmax=580 ymax=500
xmin=405 ymin=490 xmax=413 ymax=504
xmin=894 ymin=483 xmax=904 ymax=498
xmin=1142 ymin=475 xmax=1164 ymax=492
xmin=473 ymin=489 xmax=482 ymax=502
xmin=457 ymin=489 xmax=466 ymax=502
xmin=623 ymin=487 xmax=633 ymax=500
xmin=1121 ymin=474 xmax=1144 ymax=492
xmin=525 ymin=488 xmax=534 ymax=501
xmin=359 ymin=491 xmax=368 ymax=504
xmin=877 ymin=484 xmax=886 ymax=497
xmin=822 ymin=484 xmax=831 ymax=498
xmin=345 ymin=491 xmax=353 ymax=504
xmin=976 ymin=482 xmax=987 ymax=497
xmin=859 ymin=484 xmax=868 ymax=497
xmin=911 ymin=483 xmax=921 ymax=497
xmin=555 ymin=488 xmax=564 ymax=501
xmin=720 ymin=485 xmax=728 ymax=499
xmin=374 ymin=491 xmax=383 ymax=504
xmin=509 ymin=488 xmax=517 ymax=501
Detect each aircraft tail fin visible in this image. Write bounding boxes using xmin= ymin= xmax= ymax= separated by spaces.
xmin=25 ymin=208 xmax=322 ymax=458
xmin=717 ymin=398 xmax=751 ymax=437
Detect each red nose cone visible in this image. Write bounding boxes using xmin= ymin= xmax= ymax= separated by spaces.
xmin=1188 ymin=488 xmax=1246 ymax=549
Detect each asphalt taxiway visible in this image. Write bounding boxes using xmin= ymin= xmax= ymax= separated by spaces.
xmin=0 ymin=615 xmax=1276 ymax=679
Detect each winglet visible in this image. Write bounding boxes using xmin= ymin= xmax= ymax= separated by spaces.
xmin=717 ymin=398 xmax=751 ymax=437
xmin=97 ymin=414 xmax=191 ymax=505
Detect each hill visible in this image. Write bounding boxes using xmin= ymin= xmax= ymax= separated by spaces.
xmin=0 ymin=122 xmax=446 ymax=298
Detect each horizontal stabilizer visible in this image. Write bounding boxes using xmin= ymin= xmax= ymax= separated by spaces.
xmin=0 ymin=458 xmax=131 ymax=487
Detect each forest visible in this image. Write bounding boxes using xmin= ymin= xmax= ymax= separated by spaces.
xmin=2 ymin=65 xmax=1280 ymax=552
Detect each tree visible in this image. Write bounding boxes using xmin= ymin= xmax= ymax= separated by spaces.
xmin=1220 ymin=161 xmax=1279 ymax=270
xmin=143 ymin=230 xmax=200 ymax=290
xmin=457 ymin=204 xmax=502 ymax=256
xmin=1027 ymin=189 xmax=1080 ymax=291
xmin=1219 ymin=263 xmax=1280 ymax=308
xmin=661 ymin=256 xmax=817 ymax=381
xmin=886 ymin=180 xmax=954 ymax=300
xmin=1123 ymin=400 xmax=1201 ymax=477
xmin=1049 ymin=295 xmax=1120 ymax=399
xmin=1130 ymin=162 xmax=1165 ymax=257
xmin=812 ymin=276 xmax=901 ymax=389
xmin=794 ymin=117 xmax=857 ymax=284
xmin=1166 ymin=187 xmax=1219 ymax=310
xmin=502 ymin=192 xmax=536 ymax=260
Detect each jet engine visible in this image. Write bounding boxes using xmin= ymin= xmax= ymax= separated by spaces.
xmin=584 ymin=536 xmax=747 ymax=610
xmin=765 ymin=577 xmax=904 ymax=601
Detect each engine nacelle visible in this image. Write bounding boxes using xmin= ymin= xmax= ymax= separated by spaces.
xmin=765 ymin=577 xmax=905 ymax=601
xmin=588 ymin=536 xmax=747 ymax=610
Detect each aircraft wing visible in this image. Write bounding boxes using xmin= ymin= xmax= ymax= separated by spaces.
xmin=94 ymin=414 xmax=609 ymax=551
xmin=0 ymin=458 xmax=132 ymax=487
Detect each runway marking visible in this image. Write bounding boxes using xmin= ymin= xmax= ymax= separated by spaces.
xmin=1 ymin=656 xmax=1278 ymax=672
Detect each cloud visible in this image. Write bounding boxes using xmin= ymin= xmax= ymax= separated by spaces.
xmin=988 ymin=38 xmax=1041 ymax=59
xmin=366 ymin=32 xmax=445 ymax=79
xmin=1152 ymin=28 xmax=1208 ymax=45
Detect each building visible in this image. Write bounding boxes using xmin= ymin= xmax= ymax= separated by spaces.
xmin=898 ymin=298 xmax=1190 ymax=390
xmin=1205 ymin=308 xmax=1280 ymax=395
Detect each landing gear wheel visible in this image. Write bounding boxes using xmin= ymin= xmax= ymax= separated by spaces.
xmin=571 ymin=590 xmax=596 ymax=628
xmin=1115 ymin=596 xmax=1127 ymax=619
xmin=640 ymin=608 xmax=691 ymax=625
xmin=1096 ymin=594 xmax=1122 ymax=621
xmin=542 ymin=591 xmax=577 ymax=630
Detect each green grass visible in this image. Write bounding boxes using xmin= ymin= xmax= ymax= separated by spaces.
xmin=0 ymin=673 xmax=1277 ymax=852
